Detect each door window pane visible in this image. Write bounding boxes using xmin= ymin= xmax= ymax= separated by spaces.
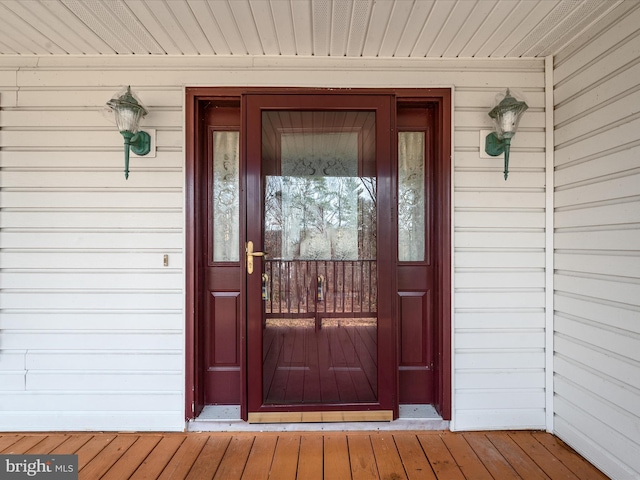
xmin=212 ymin=131 xmax=240 ymax=262
xmin=398 ymin=132 xmax=425 ymax=262
xmin=262 ymin=111 xmax=378 ymax=405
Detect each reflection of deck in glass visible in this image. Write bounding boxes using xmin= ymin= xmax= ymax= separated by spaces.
xmin=263 ymin=319 xmax=378 ymax=405
xmin=262 ymin=260 xmax=378 ymax=405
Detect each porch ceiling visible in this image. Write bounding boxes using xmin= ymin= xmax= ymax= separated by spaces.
xmin=0 ymin=0 xmax=622 ymax=58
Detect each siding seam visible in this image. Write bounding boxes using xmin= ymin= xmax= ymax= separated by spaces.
xmin=554 ymin=194 xmax=640 ymax=211
xmin=554 ymin=165 xmax=640 ymax=189
xmin=555 ymin=112 xmax=640 ymax=151
xmin=554 ymin=380 xmax=640 ymax=444
xmin=555 ymin=290 xmax=640 ymax=310
xmin=555 ymin=224 xmax=640 ymax=233
xmin=555 ymin=138 xmax=640 ymax=169
xmin=555 ymin=312 xmax=640 ymax=338
xmin=553 ymin=26 xmax=640 ymax=91
xmin=555 ymin=83 xmax=640 ymax=130
xmin=554 ymin=350 xmax=640 ymax=389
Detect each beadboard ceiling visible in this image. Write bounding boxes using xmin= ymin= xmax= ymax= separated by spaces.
xmin=0 ymin=0 xmax=624 ymax=58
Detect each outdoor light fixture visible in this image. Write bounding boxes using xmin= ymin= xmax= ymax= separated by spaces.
xmin=105 ymin=86 xmax=151 ymax=179
xmin=485 ymin=89 xmax=528 ymax=180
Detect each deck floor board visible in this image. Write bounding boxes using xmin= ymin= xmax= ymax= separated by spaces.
xmin=129 ymin=435 xmax=186 ymax=480
xmin=508 ymin=432 xmax=579 ymax=480
xmin=297 ymin=434 xmax=323 ymax=480
xmin=1 ymin=435 xmax=48 ymax=454
xmin=394 ymin=433 xmax=438 ymax=480
xmin=323 ymin=434 xmax=352 ymax=479
xmin=269 ymin=434 xmax=300 ymax=480
xmin=531 ymin=432 xmax=610 ymax=480
xmin=485 ymin=432 xmax=550 ymax=480
xmin=50 ymin=434 xmax=94 ymax=456
xmin=80 ymin=435 xmax=138 ymax=480
xmin=212 ymin=435 xmax=254 ymax=480
xmin=440 ymin=432 xmax=493 ymax=480
xmin=347 ymin=435 xmax=379 ymax=480
xmin=242 ymin=435 xmax=277 ymax=480
xmin=101 ymin=436 xmax=162 ymax=480
xmin=156 ymin=434 xmax=207 ymax=480
xmin=0 ymin=431 xmax=609 ymax=479
xmin=418 ymin=433 xmax=466 ymax=480
xmin=463 ymin=431 xmax=522 ymax=480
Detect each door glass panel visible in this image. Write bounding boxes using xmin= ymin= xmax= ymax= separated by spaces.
xmin=398 ymin=132 xmax=425 ymax=262
xmin=262 ymin=111 xmax=378 ymax=405
xmin=212 ymin=131 xmax=240 ymax=262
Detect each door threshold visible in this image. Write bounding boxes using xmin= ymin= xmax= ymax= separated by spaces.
xmin=187 ymin=405 xmax=449 ymax=432
xmin=248 ymin=410 xmax=393 ymax=423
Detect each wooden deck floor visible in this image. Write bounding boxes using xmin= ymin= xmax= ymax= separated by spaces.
xmin=0 ymin=431 xmax=609 ymax=479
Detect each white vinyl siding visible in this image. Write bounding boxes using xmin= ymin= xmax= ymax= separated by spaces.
xmin=1 ymin=56 xmax=547 ymax=431
xmin=553 ymin=3 xmax=640 ymax=479
xmin=454 ymin=79 xmax=547 ymax=430
xmin=0 ymin=74 xmax=185 ymax=430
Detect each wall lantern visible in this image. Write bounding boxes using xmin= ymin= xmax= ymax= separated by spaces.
xmin=105 ymin=86 xmax=151 ymax=179
xmin=484 ymin=89 xmax=528 ymax=180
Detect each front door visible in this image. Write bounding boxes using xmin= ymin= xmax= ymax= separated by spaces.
xmin=187 ymin=87 xmax=452 ymax=423
xmin=245 ymin=94 xmax=395 ymax=421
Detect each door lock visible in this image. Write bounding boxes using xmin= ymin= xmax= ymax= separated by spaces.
xmin=246 ymin=241 xmax=267 ymax=274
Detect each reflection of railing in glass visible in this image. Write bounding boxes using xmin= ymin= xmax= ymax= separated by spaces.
xmin=263 ymin=259 xmax=377 ymax=328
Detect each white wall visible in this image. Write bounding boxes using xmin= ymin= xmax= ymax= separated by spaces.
xmin=0 ymin=64 xmax=185 ymax=430
xmin=553 ymin=2 xmax=640 ymax=479
xmin=0 ymin=56 xmax=547 ymax=431
xmin=453 ymin=67 xmax=547 ymax=430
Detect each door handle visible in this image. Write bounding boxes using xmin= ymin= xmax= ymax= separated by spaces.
xmin=261 ymin=273 xmax=270 ymax=301
xmin=317 ymin=274 xmax=325 ymax=301
xmin=246 ymin=241 xmax=267 ymax=274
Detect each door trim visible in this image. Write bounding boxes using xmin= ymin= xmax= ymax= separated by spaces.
xmin=185 ymin=87 xmax=452 ymax=422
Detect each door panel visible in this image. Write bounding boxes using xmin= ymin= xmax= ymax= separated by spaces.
xmin=261 ymin=110 xmax=378 ymax=405
xmin=397 ymin=105 xmax=436 ymax=403
xmin=246 ymin=94 xmax=395 ymax=416
xmin=203 ymin=105 xmax=243 ymax=405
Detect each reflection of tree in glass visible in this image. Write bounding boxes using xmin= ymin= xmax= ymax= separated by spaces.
xmin=264 ymin=175 xmax=377 ymax=261
xmin=358 ymin=177 xmax=377 ymax=260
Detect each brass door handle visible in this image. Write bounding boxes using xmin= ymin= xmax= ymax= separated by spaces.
xmin=246 ymin=241 xmax=267 ymax=274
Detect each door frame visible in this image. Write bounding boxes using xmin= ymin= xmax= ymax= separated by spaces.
xmin=185 ymin=87 xmax=452 ymax=422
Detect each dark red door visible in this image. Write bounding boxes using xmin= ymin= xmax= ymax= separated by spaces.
xmin=244 ymin=94 xmax=396 ymax=421
xmin=188 ymin=88 xmax=451 ymax=423
xmin=396 ymin=105 xmax=437 ymax=403
xmin=201 ymin=102 xmax=244 ymax=405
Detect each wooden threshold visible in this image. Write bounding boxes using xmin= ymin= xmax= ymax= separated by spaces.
xmin=248 ymin=410 xmax=393 ymax=423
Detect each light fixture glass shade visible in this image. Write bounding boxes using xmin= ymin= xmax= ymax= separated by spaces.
xmin=488 ymin=89 xmax=528 ymax=139
xmin=114 ymin=106 xmax=144 ymax=133
xmin=106 ymin=86 xmax=148 ymax=134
